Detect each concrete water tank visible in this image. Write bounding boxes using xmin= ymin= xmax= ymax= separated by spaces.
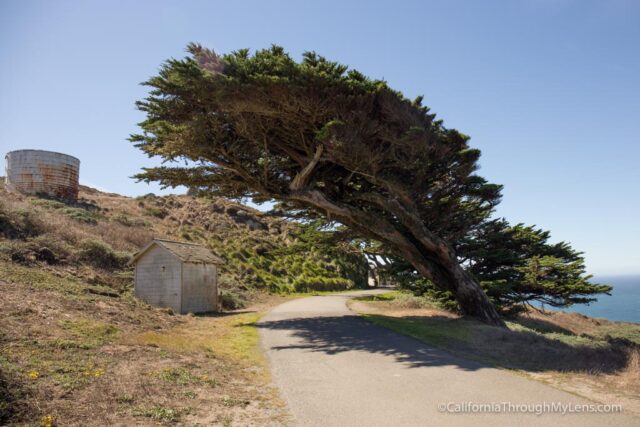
xmin=5 ymin=150 xmax=80 ymax=201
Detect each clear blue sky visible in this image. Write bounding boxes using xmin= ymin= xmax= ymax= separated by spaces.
xmin=1 ymin=0 xmax=638 ymax=276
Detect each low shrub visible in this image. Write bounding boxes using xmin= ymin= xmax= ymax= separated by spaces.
xmin=111 ymin=213 xmax=150 ymax=228
xmin=30 ymin=198 xmax=102 ymax=224
xmin=77 ymin=239 xmax=131 ymax=270
xmin=2 ymin=236 xmax=73 ymax=266
xmin=0 ymin=367 xmax=28 ymax=425
xmin=60 ymin=207 xmax=102 ymax=225
xmin=219 ymin=290 xmax=247 ymax=310
xmin=143 ymin=207 xmax=169 ymax=219
xmin=292 ymin=275 xmax=353 ymax=292
xmin=388 ymin=292 xmax=435 ymax=309
xmin=217 ymin=275 xmax=248 ymax=310
xmin=29 ymin=199 xmax=67 ymax=210
xmin=0 ymin=201 xmax=44 ymax=239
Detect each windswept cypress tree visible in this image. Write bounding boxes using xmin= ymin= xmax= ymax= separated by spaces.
xmin=132 ymin=45 xmax=507 ymax=325
xmin=387 ymin=218 xmax=611 ymax=314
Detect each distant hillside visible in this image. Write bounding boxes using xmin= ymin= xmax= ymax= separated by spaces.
xmin=0 ymin=181 xmax=368 ymax=307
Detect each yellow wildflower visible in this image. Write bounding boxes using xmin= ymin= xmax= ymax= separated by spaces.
xmin=41 ymin=415 xmax=54 ymax=427
xmin=28 ymin=370 xmax=39 ymax=380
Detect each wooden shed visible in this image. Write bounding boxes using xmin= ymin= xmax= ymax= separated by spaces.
xmin=131 ymin=239 xmax=223 ymax=314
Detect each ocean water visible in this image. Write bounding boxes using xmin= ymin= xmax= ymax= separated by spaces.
xmin=558 ymin=275 xmax=640 ymax=323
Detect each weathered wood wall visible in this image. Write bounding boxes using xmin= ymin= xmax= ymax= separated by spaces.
xmin=134 ymin=245 xmax=182 ymax=312
xmin=181 ymin=263 xmax=217 ymax=313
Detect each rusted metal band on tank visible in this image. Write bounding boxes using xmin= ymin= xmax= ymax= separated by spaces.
xmin=4 ymin=149 xmax=80 ymax=201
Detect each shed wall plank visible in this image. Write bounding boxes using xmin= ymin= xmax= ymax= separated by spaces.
xmin=134 ymin=245 xmax=182 ymax=312
xmin=181 ymin=263 xmax=217 ymax=313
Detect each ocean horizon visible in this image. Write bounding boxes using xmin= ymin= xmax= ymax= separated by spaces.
xmin=553 ymin=274 xmax=640 ymax=323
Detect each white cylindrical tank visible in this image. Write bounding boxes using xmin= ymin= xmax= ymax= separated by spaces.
xmin=5 ymin=149 xmax=80 ymax=200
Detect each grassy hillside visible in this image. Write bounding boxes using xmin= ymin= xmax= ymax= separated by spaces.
xmin=0 ymin=182 xmax=367 ymax=426
xmin=0 ymin=182 xmax=368 ymax=302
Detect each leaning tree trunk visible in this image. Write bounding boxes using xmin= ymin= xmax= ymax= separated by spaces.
xmin=409 ymin=250 xmax=505 ymax=327
xmin=390 ymin=236 xmax=506 ymax=327
xmin=359 ymin=190 xmax=507 ymax=327
xmin=289 ymin=186 xmax=506 ymax=327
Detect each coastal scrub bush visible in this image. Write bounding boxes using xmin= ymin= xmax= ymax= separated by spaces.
xmin=60 ymin=207 xmax=102 ymax=225
xmin=219 ymin=289 xmax=247 ymax=310
xmin=292 ymin=276 xmax=352 ymax=292
xmin=0 ymin=201 xmax=44 ymax=239
xmin=29 ymin=198 xmax=103 ymax=224
xmin=111 ymin=213 xmax=150 ymax=228
xmin=77 ymin=239 xmax=130 ymax=270
xmin=143 ymin=207 xmax=169 ymax=219
xmin=2 ymin=236 xmax=73 ymax=266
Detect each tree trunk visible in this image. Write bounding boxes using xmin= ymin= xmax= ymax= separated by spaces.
xmin=289 ymin=188 xmax=506 ymax=327
xmin=392 ymin=239 xmax=506 ymax=327
xmin=428 ymin=257 xmax=505 ymax=327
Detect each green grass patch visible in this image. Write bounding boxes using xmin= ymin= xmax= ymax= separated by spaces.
xmin=363 ymin=313 xmax=472 ymax=347
xmin=153 ymin=367 xmax=218 ymax=387
xmin=596 ymin=323 xmax=640 ymax=345
xmin=0 ymin=261 xmax=123 ymax=300
xmin=132 ymin=406 xmax=189 ymax=423
xmin=60 ymin=207 xmax=103 ymax=225
xmin=58 ymin=318 xmax=120 ymax=349
xmin=133 ymin=312 xmax=265 ymax=366
xmin=354 ymin=291 xmax=436 ymax=309
xmin=29 ymin=199 xmax=103 ymax=224
xmin=0 ymin=261 xmax=86 ymax=295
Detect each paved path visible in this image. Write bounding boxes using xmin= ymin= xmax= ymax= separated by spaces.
xmin=258 ymin=290 xmax=636 ymax=426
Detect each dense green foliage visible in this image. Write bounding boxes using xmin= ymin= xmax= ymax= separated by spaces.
xmin=391 ymin=219 xmax=611 ymax=313
xmin=209 ymin=221 xmax=368 ymax=294
xmin=461 ymin=219 xmax=611 ymax=311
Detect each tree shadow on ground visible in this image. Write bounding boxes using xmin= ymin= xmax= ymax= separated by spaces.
xmin=195 ymin=310 xmax=256 ymax=318
xmin=259 ymin=315 xmax=488 ymax=371
xmin=257 ymin=314 xmax=635 ymax=375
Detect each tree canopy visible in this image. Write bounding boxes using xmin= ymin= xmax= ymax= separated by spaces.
xmin=130 ymin=44 xmax=600 ymax=326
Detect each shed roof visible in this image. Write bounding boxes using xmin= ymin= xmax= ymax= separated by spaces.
xmin=131 ymin=239 xmax=224 ymax=265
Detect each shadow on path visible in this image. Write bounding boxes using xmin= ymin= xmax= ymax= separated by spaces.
xmin=258 ymin=313 xmax=634 ymax=374
xmin=258 ymin=315 xmax=484 ymax=371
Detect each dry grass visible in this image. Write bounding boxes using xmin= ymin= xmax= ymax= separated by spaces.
xmin=0 ymin=269 xmax=289 ymax=426
xmin=350 ymin=292 xmax=640 ymax=415
xmin=0 ymin=182 xmax=364 ymax=425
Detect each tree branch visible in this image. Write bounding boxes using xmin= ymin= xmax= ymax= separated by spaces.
xmin=289 ymin=145 xmax=324 ymax=191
